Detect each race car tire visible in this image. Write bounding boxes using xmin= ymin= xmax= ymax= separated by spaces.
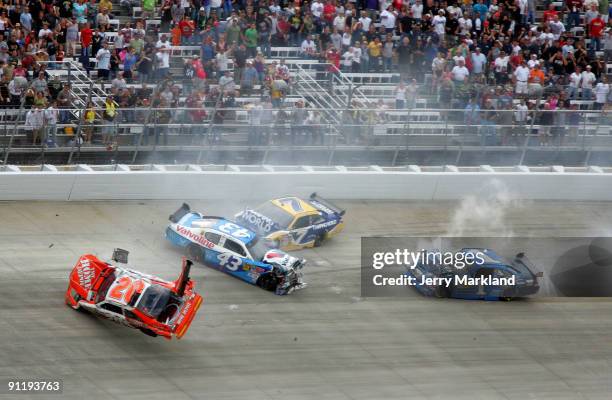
xmin=256 ymin=273 xmax=279 ymax=292
xmin=434 ymin=285 xmax=451 ymax=298
xmin=313 ymin=234 xmax=325 ymax=247
xmin=139 ymin=328 xmax=158 ymax=338
xmin=187 ymin=243 xmax=203 ymax=263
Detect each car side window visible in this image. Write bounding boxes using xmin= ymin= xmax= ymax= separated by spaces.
xmin=311 ymin=215 xmax=326 ymax=225
xmin=100 ymin=302 xmax=123 ymax=314
xmin=293 ymin=216 xmax=311 ymax=229
xmin=204 ymin=231 xmax=221 ymax=245
xmin=223 ymin=238 xmax=246 ymax=257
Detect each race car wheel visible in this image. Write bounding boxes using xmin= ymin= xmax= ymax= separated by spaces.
xmin=187 ymin=243 xmax=203 ymax=263
xmin=256 ymin=273 xmax=279 ymax=292
xmin=313 ymin=234 xmax=325 ymax=247
xmin=139 ymin=328 xmax=158 ymax=338
xmin=434 ymin=285 xmax=451 ymax=298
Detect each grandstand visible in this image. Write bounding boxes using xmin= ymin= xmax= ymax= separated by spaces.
xmin=0 ymin=0 xmax=610 ymax=166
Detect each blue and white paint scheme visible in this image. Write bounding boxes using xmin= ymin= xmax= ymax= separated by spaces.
xmin=165 ymin=203 xmax=307 ymax=295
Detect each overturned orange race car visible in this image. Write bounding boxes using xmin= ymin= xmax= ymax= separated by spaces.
xmin=65 ymin=249 xmax=203 ymax=339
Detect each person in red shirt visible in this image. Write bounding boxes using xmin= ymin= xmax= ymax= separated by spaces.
xmin=178 ymin=15 xmax=195 ymax=45
xmin=323 ymin=0 xmax=336 ymax=25
xmin=276 ymin=14 xmax=290 ymax=45
xmin=542 ymin=4 xmax=558 ymax=23
xmin=589 ymin=14 xmax=605 ymax=51
xmin=80 ymin=23 xmax=93 ymax=56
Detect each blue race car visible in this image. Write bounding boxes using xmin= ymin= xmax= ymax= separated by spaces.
xmin=165 ymin=204 xmax=307 ymax=295
xmin=406 ymin=248 xmax=542 ymax=300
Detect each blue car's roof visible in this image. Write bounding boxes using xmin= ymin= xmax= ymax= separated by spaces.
xmin=180 ymin=213 xmax=257 ymax=244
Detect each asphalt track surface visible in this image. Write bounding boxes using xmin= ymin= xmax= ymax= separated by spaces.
xmin=1 ymin=200 xmax=612 ymax=400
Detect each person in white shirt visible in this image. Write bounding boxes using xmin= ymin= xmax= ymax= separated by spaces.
xmin=458 ymin=15 xmax=472 ymax=36
xmin=44 ymin=101 xmax=58 ymax=146
xmin=300 ymin=35 xmax=317 ymax=58
xmin=493 ymin=51 xmax=510 ymax=83
xmin=514 ymin=61 xmax=530 ymax=96
xmin=394 ymin=81 xmax=407 ymax=109
xmin=567 ymin=67 xmax=582 ymax=99
xmin=471 ymin=47 xmax=487 ymax=76
xmin=548 ymin=15 xmax=565 ymax=39
xmin=311 ymin=0 xmax=323 ymax=19
xmin=351 ymin=44 xmax=361 ymax=72
xmin=514 ymin=100 xmax=529 ymax=125
xmin=580 ymin=65 xmax=596 ymax=100
xmin=451 ymin=59 xmax=469 ymax=83
xmin=25 ymin=106 xmax=45 ymax=145
xmin=380 ymin=7 xmax=397 ymax=32
xmin=333 ymin=11 xmax=346 ymax=32
xmin=96 ymin=41 xmax=111 ymax=80
xmin=432 ymin=10 xmax=446 ymax=39
xmin=594 ymin=76 xmax=609 ymax=109
xmin=411 ymin=0 xmax=423 ymax=20
xmin=358 ymin=11 xmax=371 ymax=32
xmin=527 ymin=54 xmax=539 ymax=69
xmin=341 ymin=48 xmax=353 ymax=71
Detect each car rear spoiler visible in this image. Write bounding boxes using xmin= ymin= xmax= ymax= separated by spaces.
xmin=514 ymin=252 xmax=544 ymax=278
xmin=309 ymin=192 xmax=345 ymax=216
xmin=169 ymin=203 xmax=191 ymax=223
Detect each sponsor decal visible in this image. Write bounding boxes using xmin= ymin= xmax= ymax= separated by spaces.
xmin=77 ymin=258 xmax=95 ymax=290
xmin=239 ymin=210 xmax=275 ymax=233
xmin=313 ymin=219 xmax=337 ymax=230
xmin=310 ymin=200 xmax=335 ymax=215
xmin=175 ymin=225 xmax=215 ymax=249
xmin=175 ymin=298 xmax=192 ymax=326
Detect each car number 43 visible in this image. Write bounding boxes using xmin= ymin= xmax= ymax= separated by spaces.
xmin=218 ymin=222 xmax=251 ymax=238
xmin=217 ymin=253 xmax=242 ymax=271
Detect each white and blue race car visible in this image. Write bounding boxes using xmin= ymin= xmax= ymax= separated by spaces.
xmin=165 ymin=204 xmax=307 ymax=295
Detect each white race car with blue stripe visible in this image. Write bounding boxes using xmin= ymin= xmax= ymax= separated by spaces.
xmin=165 ymin=204 xmax=307 ymax=295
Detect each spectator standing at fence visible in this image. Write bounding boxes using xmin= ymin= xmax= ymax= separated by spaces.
xmin=26 ymin=105 xmax=45 ymax=145
xmin=56 ymin=83 xmax=72 ymax=122
xmin=567 ymin=67 xmax=582 ymax=99
xmin=394 ymin=80 xmax=406 ymax=109
xmin=594 ymin=76 xmax=610 ymax=110
xmin=83 ymin=101 xmax=96 ymax=144
xmin=44 ymin=101 xmax=58 ymax=147
xmin=291 ymin=99 xmax=307 ymax=144
xmin=102 ymin=96 xmax=117 ymax=145
xmin=538 ymin=102 xmax=554 ymax=146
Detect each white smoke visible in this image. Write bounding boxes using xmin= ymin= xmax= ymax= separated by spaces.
xmin=446 ymin=179 xmax=520 ymax=237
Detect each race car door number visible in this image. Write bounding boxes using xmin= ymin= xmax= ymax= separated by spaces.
xmin=217 ymin=253 xmax=242 ymax=271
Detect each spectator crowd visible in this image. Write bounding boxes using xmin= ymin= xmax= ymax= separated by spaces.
xmin=0 ymin=0 xmax=607 ymax=146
